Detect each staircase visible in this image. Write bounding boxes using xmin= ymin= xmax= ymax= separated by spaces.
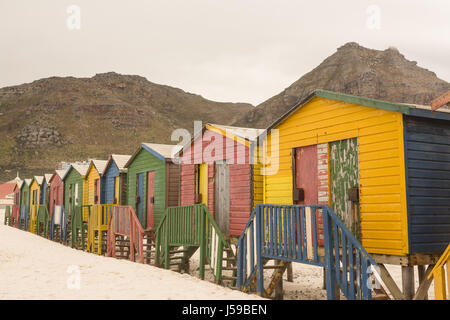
xmin=155 ymin=204 xmax=235 ymax=285
xmin=237 ymin=204 xmax=381 ymax=300
xmin=106 ymin=206 xmax=155 ymax=263
xmin=428 ymin=244 xmax=450 ymax=300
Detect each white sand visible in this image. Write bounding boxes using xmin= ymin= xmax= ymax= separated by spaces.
xmin=0 ymin=223 xmax=262 ymax=300
xmin=0 ymin=220 xmax=435 ymax=300
xmin=189 ymin=248 xmax=436 ymax=300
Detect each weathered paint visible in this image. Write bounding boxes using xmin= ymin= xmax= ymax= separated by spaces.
xmin=329 ymin=138 xmax=360 ymax=238
xmin=179 ymin=125 xmax=263 ymax=236
xmin=29 ymin=179 xmax=41 ymax=227
xmin=263 ymin=96 xmax=409 ymax=256
xmin=404 ymin=115 xmax=450 ymax=253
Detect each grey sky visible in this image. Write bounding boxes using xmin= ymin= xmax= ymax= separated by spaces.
xmin=0 ymin=0 xmax=449 ymax=105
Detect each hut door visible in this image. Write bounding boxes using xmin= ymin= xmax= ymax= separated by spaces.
xmin=199 ymin=164 xmax=208 ymax=205
xmin=74 ymin=183 xmax=79 ymax=206
xmin=94 ymin=179 xmax=100 ymax=204
xmin=329 ymin=138 xmax=360 ymax=239
xmin=136 ymin=173 xmax=144 ymax=226
xmin=215 ymin=162 xmax=230 ymax=235
xmin=294 ymin=145 xmax=318 ymax=205
xmin=114 ymin=176 xmax=120 ymax=204
xmin=146 ymin=171 xmax=155 ymax=229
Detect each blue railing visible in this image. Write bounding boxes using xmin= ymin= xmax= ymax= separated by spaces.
xmin=19 ymin=205 xmax=29 ymax=230
xmin=236 ymin=204 xmax=378 ymax=300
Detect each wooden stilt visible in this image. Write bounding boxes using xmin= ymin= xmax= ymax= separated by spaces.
xmin=274 ymin=260 xmax=284 ymax=300
xmin=287 ymin=262 xmax=293 ymax=282
xmin=402 ymin=266 xmax=415 ymax=300
xmin=417 ymin=265 xmax=428 ymax=300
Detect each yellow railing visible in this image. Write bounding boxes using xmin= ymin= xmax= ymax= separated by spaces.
xmin=87 ymin=204 xmax=117 ymax=255
xmin=428 ymin=244 xmax=450 ymax=300
xmin=29 ymin=204 xmax=39 ymax=234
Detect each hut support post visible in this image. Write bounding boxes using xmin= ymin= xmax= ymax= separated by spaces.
xmin=286 ymin=262 xmax=293 ymax=282
xmin=402 ymin=266 xmax=415 ymax=300
xmin=417 ymin=265 xmax=428 ymax=300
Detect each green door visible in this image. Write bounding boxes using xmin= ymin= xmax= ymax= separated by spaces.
xmin=329 ymin=138 xmax=361 ymax=239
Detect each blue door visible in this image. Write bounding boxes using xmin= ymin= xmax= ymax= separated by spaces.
xmin=136 ymin=173 xmax=144 ymax=226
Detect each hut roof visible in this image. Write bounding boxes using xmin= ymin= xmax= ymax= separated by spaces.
xmin=33 ymin=176 xmax=44 ymax=186
xmin=70 ymin=163 xmax=90 ymax=177
xmin=44 ymin=174 xmax=53 ymax=183
xmin=126 ymin=143 xmax=182 ymax=166
xmin=89 ymin=159 xmax=108 ymax=175
xmin=0 ymin=182 xmax=15 ymax=200
xmin=111 ymin=154 xmax=132 ymax=171
xmin=266 ymin=89 xmax=450 ymax=133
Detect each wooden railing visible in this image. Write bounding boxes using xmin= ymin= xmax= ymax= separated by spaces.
xmin=71 ymin=205 xmax=90 ymax=249
xmin=428 ymin=244 xmax=450 ymax=300
xmin=106 ymin=206 xmax=144 ymax=263
xmin=237 ymin=204 xmax=380 ymax=300
xmin=29 ymin=204 xmax=39 ymax=234
xmin=50 ymin=205 xmax=68 ymax=242
xmin=36 ymin=205 xmax=50 ymax=237
xmin=3 ymin=205 xmax=11 ymax=226
xmin=88 ymin=204 xmax=117 ymax=254
xmin=19 ymin=205 xmax=29 ymax=230
xmin=155 ymin=204 xmax=228 ymax=282
xmin=11 ymin=205 xmax=20 ymax=228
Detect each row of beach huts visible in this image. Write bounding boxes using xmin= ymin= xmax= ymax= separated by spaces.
xmin=4 ymin=90 xmax=450 ymax=300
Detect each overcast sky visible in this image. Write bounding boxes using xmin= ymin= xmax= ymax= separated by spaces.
xmin=0 ymin=0 xmax=449 ymax=105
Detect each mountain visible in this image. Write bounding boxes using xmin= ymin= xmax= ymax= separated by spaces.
xmin=233 ymin=42 xmax=450 ymax=128
xmin=0 ymin=72 xmax=253 ymax=182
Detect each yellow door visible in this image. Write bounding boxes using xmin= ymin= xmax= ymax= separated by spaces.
xmin=200 ymin=163 xmax=208 ymax=205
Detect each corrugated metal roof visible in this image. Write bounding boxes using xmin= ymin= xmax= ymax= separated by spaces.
xmin=142 ymin=143 xmax=182 ymax=160
xmin=208 ymin=124 xmax=265 ymax=141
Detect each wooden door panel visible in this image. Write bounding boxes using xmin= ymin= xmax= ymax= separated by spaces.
xmin=215 ymin=163 xmax=230 ymax=235
xmin=146 ymin=171 xmax=155 ymax=229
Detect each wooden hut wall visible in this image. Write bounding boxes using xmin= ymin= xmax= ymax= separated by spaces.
xmin=126 ymin=148 xmax=166 ymax=229
xmin=103 ymin=161 xmax=120 ymax=204
xmin=263 ymin=96 xmax=409 ymax=256
xmin=49 ymin=175 xmax=64 ymax=219
xmin=63 ymin=169 xmax=84 ymax=216
xmin=404 ymin=115 xmax=450 ymax=254
xmin=179 ymin=129 xmax=256 ymax=236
